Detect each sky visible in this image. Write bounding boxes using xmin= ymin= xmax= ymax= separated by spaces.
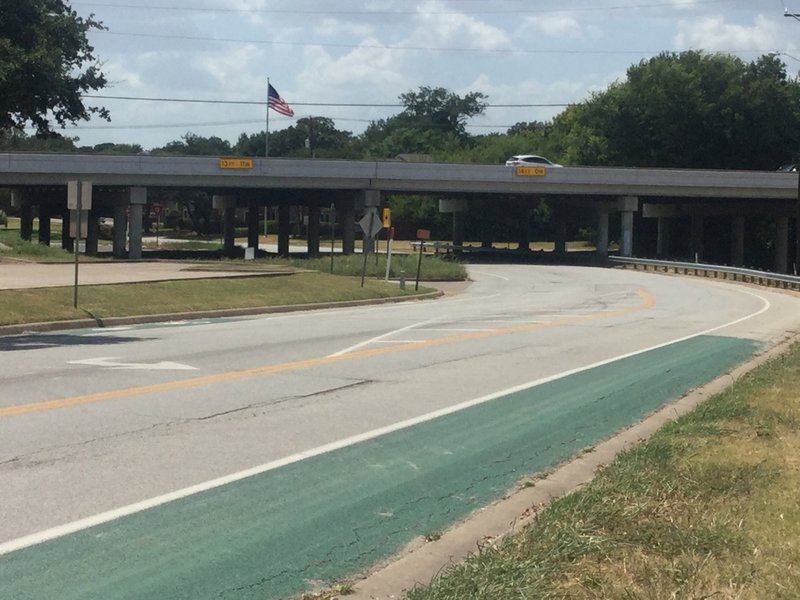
xmin=54 ymin=0 xmax=800 ymax=151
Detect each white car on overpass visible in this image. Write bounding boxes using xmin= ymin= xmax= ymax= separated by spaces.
xmin=505 ymin=155 xmax=562 ymax=167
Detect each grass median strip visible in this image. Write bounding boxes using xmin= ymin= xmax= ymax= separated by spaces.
xmin=402 ymin=343 xmax=800 ymax=600
xmin=0 ymin=271 xmax=431 ymax=326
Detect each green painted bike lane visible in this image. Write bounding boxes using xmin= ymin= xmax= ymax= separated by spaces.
xmin=1 ymin=334 xmax=759 ymax=600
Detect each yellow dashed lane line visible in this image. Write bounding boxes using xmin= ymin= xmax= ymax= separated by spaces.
xmin=1 ymin=290 xmax=655 ymax=418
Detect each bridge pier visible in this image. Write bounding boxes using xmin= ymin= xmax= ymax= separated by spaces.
xmin=439 ymin=198 xmax=468 ymax=253
xmin=277 ymin=204 xmax=291 ymax=257
xmin=307 ymin=205 xmax=321 ymax=257
xmin=10 ymin=190 xmax=34 ymax=241
xmin=212 ymin=195 xmax=237 ymax=258
xmin=596 ymin=209 xmax=610 ymax=259
xmin=618 ymin=196 xmax=638 ymax=258
xmin=37 ymin=202 xmax=52 ymax=247
xmin=775 ymin=215 xmax=789 ymax=274
xmin=731 ymin=215 xmax=745 ymax=267
xmin=246 ymin=203 xmax=259 ymax=253
xmin=689 ymin=215 xmax=704 ymax=262
xmin=339 ymin=197 xmax=356 ymax=255
xmin=656 ymin=217 xmax=671 ymax=258
xmin=128 ymin=187 xmax=147 ymax=260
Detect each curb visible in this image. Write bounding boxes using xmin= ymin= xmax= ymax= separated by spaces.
xmin=0 ymin=290 xmax=443 ymax=337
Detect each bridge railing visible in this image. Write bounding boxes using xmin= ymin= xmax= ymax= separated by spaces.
xmin=609 ymin=256 xmax=800 ymax=291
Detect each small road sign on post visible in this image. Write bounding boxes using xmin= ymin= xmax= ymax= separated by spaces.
xmin=359 ymin=209 xmax=381 ymax=287
xmin=67 ymin=180 xmax=92 ymax=308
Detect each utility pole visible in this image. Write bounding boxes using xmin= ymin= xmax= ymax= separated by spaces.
xmin=784 ymin=9 xmax=800 ymax=272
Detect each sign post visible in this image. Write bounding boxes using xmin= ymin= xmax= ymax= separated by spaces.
xmin=329 ymin=203 xmax=336 ymax=273
xmin=152 ymin=204 xmax=163 ymax=247
xmin=384 ymin=226 xmax=395 ymax=281
xmin=415 ymin=229 xmax=431 ymax=291
xmin=358 ymin=209 xmax=382 ymax=287
xmin=68 ymin=181 xmax=92 ymax=308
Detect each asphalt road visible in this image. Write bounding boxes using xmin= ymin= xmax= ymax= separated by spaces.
xmin=1 ymin=264 xmax=799 ymax=599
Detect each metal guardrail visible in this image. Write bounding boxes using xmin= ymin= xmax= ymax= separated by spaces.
xmin=609 ymin=256 xmax=800 ymax=291
xmin=406 ymin=242 xmax=800 ymax=291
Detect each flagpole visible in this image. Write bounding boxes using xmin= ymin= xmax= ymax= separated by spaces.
xmin=265 ymin=77 xmax=270 ymax=158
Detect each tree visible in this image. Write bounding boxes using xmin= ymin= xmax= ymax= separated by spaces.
xmin=397 ymin=87 xmax=487 ymax=138
xmin=0 ymin=1 xmax=108 ymax=136
xmin=548 ymin=51 xmax=800 ymax=170
xmin=0 ymin=128 xmax=77 ymax=152
xmin=359 ymin=86 xmax=488 ymax=157
xmin=152 ymin=133 xmax=232 ymax=155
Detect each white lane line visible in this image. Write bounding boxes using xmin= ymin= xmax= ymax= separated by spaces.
xmin=328 ymin=318 xmax=437 ymax=357
xmin=0 ymin=289 xmax=771 ymax=558
xmin=469 ymin=270 xmax=510 ymax=281
xmin=417 ymin=328 xmax=497 ymax=332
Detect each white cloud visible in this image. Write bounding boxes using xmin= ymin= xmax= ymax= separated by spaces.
xmin=674 ymin=15 xmax=785 ymax=51
xmin=315 ymin=18 xmax=374 ymax=39
xmin=520 ymin=14 xmax=583 ymax=39
xmin=410 ymin=0 xmax=511 ymax=51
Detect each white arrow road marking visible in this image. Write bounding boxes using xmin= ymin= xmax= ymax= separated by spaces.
xmin=68 ymin=357 xmax=198 ymax=371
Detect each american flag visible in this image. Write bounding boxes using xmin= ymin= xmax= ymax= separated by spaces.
xmin=268 ymin=83 xmax=295 ymax=117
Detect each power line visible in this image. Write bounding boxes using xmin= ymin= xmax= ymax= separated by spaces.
xmin=83 ymin=94 xmax=572 ymax=109
xmin=93 ymin=30 xmax=679 ymax=55
xmin=72 ymin=0 xmax=741 ymax=17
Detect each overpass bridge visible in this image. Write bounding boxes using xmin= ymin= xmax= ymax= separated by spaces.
xmin=1 ymin=153 xmax=797 ymax=272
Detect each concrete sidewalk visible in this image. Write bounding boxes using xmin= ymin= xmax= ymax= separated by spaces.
xmin=0 ymin=260 xmax=274 ymax=290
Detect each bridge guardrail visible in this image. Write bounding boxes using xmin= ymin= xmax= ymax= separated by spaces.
xmin=609 ymin=256 xmax=800 ymax=291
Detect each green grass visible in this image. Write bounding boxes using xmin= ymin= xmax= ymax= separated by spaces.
xmin=263 ymin=254 xmax=467 ymax=280
xmin=0 ymin=272 xmax=434 ymax=326
xmin=0 ymin=228 xmax=85 ymax=262
xmin=404 ymin=344 xmax=800 ymax=600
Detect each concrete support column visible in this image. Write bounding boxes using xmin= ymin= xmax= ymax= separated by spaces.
xmin=246 ymin=203 xmax=260 ymax=252
xmin=775 ymin=215 xmax=790 ymax=274
xmin=656 ymin=217 xmax=671 ymax=258
xmin=307 ymin=205 xmax=321 ymax=257
xmin=13 ymin=191 xmax=34 ymax=241
xmin=452 ymin=212 xmax=465 ymax=252
xmin=113 ymin=203 xmax=128 ymax=258
xmin=516 ymin=205 xmax=530 ymax=252
xmin=553 ymin=211 xmax=567 ymax=256
xmin=596 ymin=210 xmax=609 ymax=259
xmin=731 ymin=215 xmax=745 ymax=267
xmin=439 ymin=198 xmax=468 ymax=252
xmin=689 ymin=215 xmax=704 ymax=262
xmin=340 ymin=199 xmax=356 ymax=255
xmin=617 ymin=196 xmax=638 ymax=258
xmin=38 ymin=203 xmax=52 ymax=246
xmin=278 ymin=204 xmax=291 ymax=257
xmin=62 ymin=209 xmax=73 ymax=252
xmin=481 ymin=200 xmax=493 ymax=249
xmin=128 ymin=187 xmax=147 ymax=259
xmin=212 ymin=195 xmax=237 ymax=258
xmin=85 ymin=211 xmax=100 ymax=256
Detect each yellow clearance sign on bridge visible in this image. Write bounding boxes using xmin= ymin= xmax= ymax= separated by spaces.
xmin=515 ymin=166 xmax=546 ymax=177
xmin=219 ymin=158 xmax=253 ymax=170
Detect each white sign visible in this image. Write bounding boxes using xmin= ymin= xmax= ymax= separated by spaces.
xmin=67 ymin=180 xmax=93 ymax=210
